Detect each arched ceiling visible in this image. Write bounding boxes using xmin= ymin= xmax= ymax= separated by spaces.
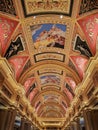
xmin=0 ymin=0 xmax=98 ymax=128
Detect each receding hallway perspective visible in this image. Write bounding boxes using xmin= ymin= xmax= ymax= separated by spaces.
xmin=0 ymin=0 xmax=98 ymax=130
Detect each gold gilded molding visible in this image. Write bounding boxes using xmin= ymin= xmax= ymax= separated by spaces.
xmin=21 ymin=0 xmax=73 ymax=17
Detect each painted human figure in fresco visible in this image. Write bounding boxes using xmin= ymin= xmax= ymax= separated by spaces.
xmin=5 ymin=44 xmax=20 ymax=58
xmin=33 ymin=24 xmax=66 ymax=49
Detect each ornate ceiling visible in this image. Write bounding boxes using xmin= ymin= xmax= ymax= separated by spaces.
xmin=0 ymin=0 xmax=98 ymax=128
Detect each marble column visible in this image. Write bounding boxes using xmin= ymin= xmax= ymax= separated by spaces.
xmin=83 ymin=109 xmax=98 ymax=130
xmin=20 ymin=117 xmax=32 ymax=130
xmin=20 ymin=118 xmax=26 ymax=130
xmin=0 ymin=108 xmax=8 ymax=130
xmin=0 ymin=107 xmax=17 ymax=130
xmin=74 ymin=118 xmax=81 ymax=130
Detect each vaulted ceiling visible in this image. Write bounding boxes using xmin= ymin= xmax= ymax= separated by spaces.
xmin=0 ymin=0 xmax=98 ymax=128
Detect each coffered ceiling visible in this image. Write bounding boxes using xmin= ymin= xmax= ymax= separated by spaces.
xmin=0 ymin=0 xmax=98 ymax=128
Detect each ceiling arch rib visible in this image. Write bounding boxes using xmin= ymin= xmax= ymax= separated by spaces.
xmin=41 ymin=110 xmax=63 ymax=118
xmin=30 ymin=89 xmax=71 ymax=107
xmin=19 ymin=60 xmax=81 ymax=84
xmin=36 ymin=102 xmax=66 ymax=117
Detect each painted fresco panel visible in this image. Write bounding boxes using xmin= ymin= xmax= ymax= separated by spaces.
xmin=24 ymin=77 xmax=35 ymax=92
xmin=40 ymin=75 xmax=60 ymax=85
xmin=74 ymin=35 xmax=92 ymax=58
xmin=29 ymin=88 xmax=38 ymax=102
xmin=4 ymin=36 xmax=24 ymax=59
xmin=65 ymin=77 xmax=76 ymax=90
xmin=78 ymin=13 xmax=98 ymax=55
xmin=8 ymin=56 xmax=29 ymax=80
xmin=30 ymin=24 xmax=66 ymax=49
xmin=0 ymin=16 xmax=18 ymax=54
xmin=70 ymin=56 xmax=88 ymax=79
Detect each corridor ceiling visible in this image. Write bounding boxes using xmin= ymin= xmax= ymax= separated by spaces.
xmin=0 ymin=0 xmax=98 ymax=127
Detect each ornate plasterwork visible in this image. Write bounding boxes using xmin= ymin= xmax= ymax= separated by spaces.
xmin=0 ymin=0 xmax=16 ymax=15
xmin=79 ymin=0 xmax=98 ymax=15
xmin=21 ymin=0 xmax=73 ymax=17
xmin=34 ymin=52 xmax=65 ymax=62
xmin=23 ymin=16 xmax=71 ymax=63
xmin=37 ymin=67 xmax=63 ymax=75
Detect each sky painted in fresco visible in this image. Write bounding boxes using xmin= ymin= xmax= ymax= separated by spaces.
xmin=32 ymin=23 xmax=66 ymax=42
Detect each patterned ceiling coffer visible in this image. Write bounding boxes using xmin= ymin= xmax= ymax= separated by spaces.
xmin=21 ymin=0 xmax=73 ymax=17
xmin=0 ymin=0 xmax=16 ymax=15
xmin=31 ymin=23 xmax=66 ymax=49
xmin=79 ymin=0 xmax=98 ymax=15
xmin=70 ymin=56 xmax=88 ymax=79
xmin=74 ymin=35 xmax=93 ymax=58
xmin=0 ymin=16 xmax=18 ymax=55
xmin=4 ymin=35 xmax=25 ymax=59
xmin=78 ymin=13 xmax=98 ymax=55
xmin=34 ymin=52 xmax=65 ymax=62
xmin=8 ymin=56 xmax=29 ymax=80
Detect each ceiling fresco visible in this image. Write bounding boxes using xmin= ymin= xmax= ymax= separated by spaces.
xmin=31 ymin=23 xmax=66 ymax=49
xmin=0 ymin=0 xmax=98 ymax=128
xmin=0 ymin=15 xmax=18 ymax=55
xmin=4 ymin=35 xmax=25 ymax=59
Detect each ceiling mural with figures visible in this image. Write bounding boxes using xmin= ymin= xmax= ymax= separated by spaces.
xmin=0 ymin=0 xmax=98 ymax=128
xmin=31 ymin=23 xmax=66 ymax=49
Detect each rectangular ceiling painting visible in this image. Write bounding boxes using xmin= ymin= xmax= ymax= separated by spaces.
xmin=30 ymin=24 xmax=66 ymax=49
xmin=40 ymin=75 xmax=60 ymax=86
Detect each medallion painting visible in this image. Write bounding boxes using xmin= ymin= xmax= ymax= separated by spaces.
xmin=30 ymin=24 xmax=66 ymax=49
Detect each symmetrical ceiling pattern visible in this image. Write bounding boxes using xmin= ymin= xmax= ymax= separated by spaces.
xmin=0 ymin=0 xmax=98 ymax=127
